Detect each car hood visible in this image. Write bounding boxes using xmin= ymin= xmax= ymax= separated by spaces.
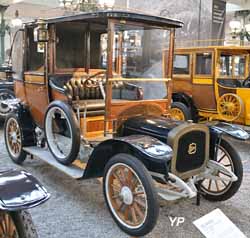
xmin=118 ymin=116 xmax=183 ymax=142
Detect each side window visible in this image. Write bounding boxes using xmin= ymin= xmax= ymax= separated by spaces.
xmin=195 ymin=53 xmax=212 ymax=75
xmin=173 ymin=54 xmax=190 ymax=75
xmin=89 ymin=23 xmax=107 ymax=69
xmin=26 ymin=28 xmax=44 ymax=71
xmin=56 ymin=22 xmax=86 ymax=69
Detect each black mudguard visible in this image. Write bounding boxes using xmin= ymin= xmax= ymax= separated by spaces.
xmin=10 ymin=102 xmax=36 ymax=146
xmin=208 ymin=122 xmax=249 ymax=159
xmin=0 ymin=170 xmax=50 ymax=211
xmin=83 ymin=135 xmax=173 ymax=179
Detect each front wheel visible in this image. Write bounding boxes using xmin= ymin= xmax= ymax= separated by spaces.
xmin=201 ymin=139 xmax=243 ymax=201
xmin=103 ymin=154 xmax=159 ymax=237
xmin=0 ymin=210 xmax=38 ymax=238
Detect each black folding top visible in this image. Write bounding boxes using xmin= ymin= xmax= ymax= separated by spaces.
xmin=39 ymin=10 xmax=184 ymax=28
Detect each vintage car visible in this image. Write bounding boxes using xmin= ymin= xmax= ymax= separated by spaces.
xmin=170 ymin=46 xmax=250 ymax=125
xmin=3 ymin=11 xmax=249 ymax=236
xmin=0 ymin=169 xmax=50 ymax=237
xmin=0 ymin=65 xmax=15 ymax=119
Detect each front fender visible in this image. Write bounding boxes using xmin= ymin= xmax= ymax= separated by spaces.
xmin=83 ymin=135 xmax=173 ymax=179
xmin=208 ymin=122 xmax=249 ymax=141
xmin=0 ymin=170 xmax=50 ymax=211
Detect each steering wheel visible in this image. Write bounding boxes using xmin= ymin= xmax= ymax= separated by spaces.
xmin=242 ymin=76 xmax=250 ymax=87
xmin=84 ymin=71 xmax=106 ymax=88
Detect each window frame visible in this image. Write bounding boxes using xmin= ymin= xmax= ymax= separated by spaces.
xmin=193 ymin=51 xmax=214 ymax=78
xmin=173 ymin=53 xmax=191 ymax=78
xmin=218 ymin=52 xmax=248 ymax=79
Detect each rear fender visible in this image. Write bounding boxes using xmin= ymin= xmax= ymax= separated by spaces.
xmin=0 ymin=170 xmax=50 ymax=211
xmin=172 ymin=92 xmax=198 ymax=121
xmin=83 ymin=135 xmax=172 ymax=179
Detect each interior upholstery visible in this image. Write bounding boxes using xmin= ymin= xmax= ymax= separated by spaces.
xmin=49 ymin=74 xmax=143 ymax=101
xmin=217 ymin=78 xmax=243 ymax=88
xmin=49 ymin=74 xmax=143 ymax=117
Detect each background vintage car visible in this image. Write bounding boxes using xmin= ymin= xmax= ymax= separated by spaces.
xmin=170 ymin=46 xmax=250 ymax=126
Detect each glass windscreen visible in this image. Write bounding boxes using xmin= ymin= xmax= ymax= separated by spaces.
xmin=219 ymin=53 xmax=246 ymax=77
xmin=111 ymin=24 xmax=169 ymax=100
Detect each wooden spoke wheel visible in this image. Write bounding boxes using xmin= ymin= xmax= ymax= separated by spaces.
xmin=217 ymin=93 xmax=243 ymax=122
xmin=0 ymin=212 xmax=19 ymax=238
xmin=5 ymin=117 xmax=22 ymax=159
xmin=103 ymin=154 xmax=159 ymax=237
xmin=170 ymin=102 xmax=191 ymax=121
xmin=201 ymin=139 xmax=243 ymax=201
xmin=170 ymin=108 xmax=186 ymax=121
xmin=106 ymin=163 xmax=148 ymax=228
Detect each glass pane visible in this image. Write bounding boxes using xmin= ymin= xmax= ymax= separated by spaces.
xmin=26 ymin=28 xmax=44 ymax=71
xmin=113 ymin=24 xmax=169 ymax=100
xmin=90 ymin=23 xmax=107 ymax=69
xmin=174 ymin=54 xmax=190 ymax=74
xmin=195 ymin=53 xmax=212 ymax=75
xmin=234 ymin=56 xmax=246 ymax=76
xmin=56 ymin=22 xmax=86 ymax=69
xmin=220 ymin=54 xmax=233 ymax=76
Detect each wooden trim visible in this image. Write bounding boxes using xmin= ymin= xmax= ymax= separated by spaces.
xmin=24 ymin=74 xmax=45 ymax=84
xmin=109 ymin=78 xmax=171 ymax=82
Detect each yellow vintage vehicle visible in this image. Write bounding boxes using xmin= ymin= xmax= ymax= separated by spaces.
xmin=170 ymin=45 xmax=250 ymax=125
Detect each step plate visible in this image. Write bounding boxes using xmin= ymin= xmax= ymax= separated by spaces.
xmin=23 ymin=147 xmax=84 ymax=179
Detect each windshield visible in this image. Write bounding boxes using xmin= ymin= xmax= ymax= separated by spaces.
xmin=112 ymin=23 xmax=169 ymax=100
xmin=219 ymin=53 xmax=247 ymax=78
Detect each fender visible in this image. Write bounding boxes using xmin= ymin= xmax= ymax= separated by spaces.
xmin=83 ymin=135 xmax=173 ymax=179
xmin=209 ymin=122 xmax=249 ymax=141
xmin=172 ymin=92 xmax=198 ymax=121
xmin=0 ymin=170 xmax=50 ymax=211
xmin=5 ymin=101 xmax=37 ymax=146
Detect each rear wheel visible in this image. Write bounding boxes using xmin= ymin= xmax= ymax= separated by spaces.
xmin=45 ymin=101 xmax=80 ymax=165
xmin=170 ymin=102 xmax=192 ymax=121
xmin=0 ymin=210 xmax=38 ymax=238
xmin=103 ymin=154 xmax=159 ymax=237
xmin=4 ymin=113 xmax=27 ymax=164
xmin=201 ymin=139 xmax=243 ymax=201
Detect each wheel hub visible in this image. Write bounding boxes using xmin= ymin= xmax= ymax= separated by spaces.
xmin=10 ymin=132 xmax=17 ymax=143
xmin=120 ymin=186 xmax=133 ymax=205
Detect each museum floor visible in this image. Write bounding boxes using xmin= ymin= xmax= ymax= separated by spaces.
xmin=0 ymin=123 xmax=249 ymax=238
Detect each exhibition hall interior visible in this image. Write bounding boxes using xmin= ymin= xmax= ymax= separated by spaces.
xmin=0 ymin=0 xmax=250 ymax=237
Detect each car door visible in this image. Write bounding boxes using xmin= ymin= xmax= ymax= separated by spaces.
xmin=24 ymin=27 xmax=49 ymax=128
xmin=192 ymin=51 xmax=217 ymax=110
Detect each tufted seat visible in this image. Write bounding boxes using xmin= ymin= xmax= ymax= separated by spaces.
xmin=63 ymin=77 xmax=104 ymax=101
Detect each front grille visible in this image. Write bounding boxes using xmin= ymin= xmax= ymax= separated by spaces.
xmin=167 ymin=123 xmax=209 ymax=179
xmin=176 ymin=131 xmax=206 ymax=173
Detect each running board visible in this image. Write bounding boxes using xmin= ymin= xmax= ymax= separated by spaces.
xmin=23 ymin=147 xmax=84 ymax=179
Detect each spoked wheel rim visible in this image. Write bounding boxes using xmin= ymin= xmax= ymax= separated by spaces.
xmin=105 ymin=163 xmax=148 ymax=229
xmin=170 ymin=108 xmax=185 ymax=121
xmin=218 ymin=93 xmax=243 ymax=121
xmin=0 ymin=212 xmax=19 ymax=238
xmin=6 ymin=118 xmax=22 ymax=159
xmin=45 ymin=107 xmax=73 ymax=160
xmin=0 ymin=92 xmax=15 ymax=117
xmin=201 ymin=146 xmax=234 ymax=196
